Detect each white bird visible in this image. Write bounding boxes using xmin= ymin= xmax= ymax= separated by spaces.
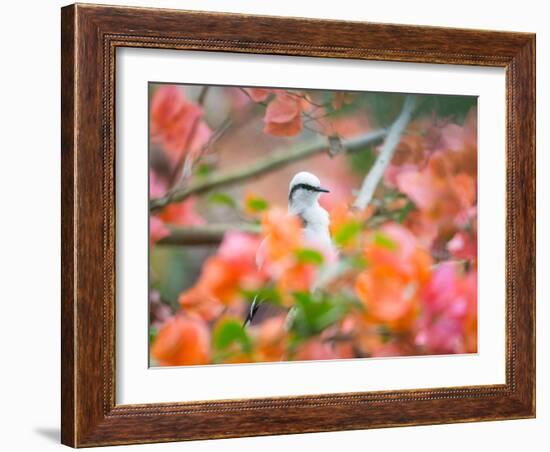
xmin=244 ymin=171 xmax=333 ymax=327
xmin=287 ymin=171 xmax=333 ymax=252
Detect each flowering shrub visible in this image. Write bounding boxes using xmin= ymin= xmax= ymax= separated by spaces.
xmin=148 ymin=84 xmax=478 ymax=366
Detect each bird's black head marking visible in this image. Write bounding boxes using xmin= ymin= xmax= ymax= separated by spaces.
xmin=288 ymin=183 xmax=330 ymax=201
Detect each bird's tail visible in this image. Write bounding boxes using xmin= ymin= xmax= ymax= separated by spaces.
xmin=243 ymin=294 xmax=262 ymax=328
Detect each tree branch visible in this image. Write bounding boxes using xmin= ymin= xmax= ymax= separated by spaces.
xmin=158 ymin=223 xmax=262 ymax=246
xmin=150 ymin=128 xmax=387 ymax=211
xmin=353 ymin=95 xmax=417 ymax=210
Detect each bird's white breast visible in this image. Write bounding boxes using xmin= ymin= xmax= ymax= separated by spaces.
xmin=298 ymin=203 xmax=333 ymax=250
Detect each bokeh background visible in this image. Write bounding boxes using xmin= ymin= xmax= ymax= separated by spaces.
xmin=148 ymin=83 xmax=478 ymax=367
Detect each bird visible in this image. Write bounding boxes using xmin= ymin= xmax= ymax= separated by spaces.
xmin=243 ymin=171 xmax=332 ymax=327
xmin=287 ymin=171 xmax=333 ymax=251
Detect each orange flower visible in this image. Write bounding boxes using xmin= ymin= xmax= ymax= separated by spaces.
xmin=277 ymin=263 xmax=317 ymax=306
xmin=151 ymin=314 xmax=210 ymax=366
xmin=201 ymin=257 xmax=243 ymax=303
xmin=385 ymin=109 xmax=478 ymax=251
xmin=150 ymin=85 xmax=211 ymax=161
xmin=258 ymin=208 xmax=328 ymax=306
xmin=329 ymin=202 xmax=374 ymax=250
xmin=260 ymin=207 xmax=303 ymax=263
xmin=294 ymin=339 xmax=338 ymax=361
xmin=396 ymin=157 xmax=476 ymax=224
xmin=179 ymin=257 xmax=244 ymax=310
xmin=392 ymin=133 xmax=427 ymax=167
xmin=355 ymin=223 xmax=432 ymax=331
xmin=263 ymin=92 xmax=307 ymax=137
xmin=178 ymin=232 xmax=264 ymax=316
xmin=252 ymin=315 xmax=288 ymax=362
xmin=178 ymin=284 xmax=224 ymax=321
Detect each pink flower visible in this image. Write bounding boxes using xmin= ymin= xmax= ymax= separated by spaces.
xmin=149 ymin=290 xmax=173 ymax=329
xmin=294 ymin=339 xmax=339 ymax=361
xmin=150 ymin=217 xmax=169 ymax=246
xmin=160 ymin=197 xmax=205 ymax=226
xmin=415 ymin=263 xmax=477 ymax=354
xmin=437 ymin=109 xmax=477 ymax=152
xmin=177 ymin=231 xmax=265 ymax=317
xmin=384 ymin=163 xmax=418 ymax=187
xmin=218 ymin=231 xmax=262 ymax=268
xmin=447 ymin=231 xmax=477 ymax=262
xmin=317 ymin=178 xmax=351 ymax=212
xmin=150 ymin=171 xmax=167 ymax=198
xmin=152 ymin=169 xmax=205 ymax=227
xmin=244 ymin=88 xmax=272 ymax=102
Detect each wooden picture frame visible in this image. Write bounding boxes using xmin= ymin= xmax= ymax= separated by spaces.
xmin=61 ymin=3 xmax=535 ymax=447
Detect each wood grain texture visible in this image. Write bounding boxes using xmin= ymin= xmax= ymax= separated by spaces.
xmin=60 ymin=5 xmax=76 ymax=446
xmin=60 ymin=3 xmax=536 ymax=447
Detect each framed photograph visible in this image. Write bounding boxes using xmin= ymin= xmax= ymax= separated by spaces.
xmin=61 ymin=3 xmax=535 ymax=447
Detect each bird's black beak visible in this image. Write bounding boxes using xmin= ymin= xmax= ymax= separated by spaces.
xmin=316 ymin=187 xmax=330 ymax=193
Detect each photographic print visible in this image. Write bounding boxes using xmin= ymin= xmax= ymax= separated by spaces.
xmin=61 ymin=6 xmax=535 ymax=444
xmin=148 ymin=83 xmax=478 ymax=367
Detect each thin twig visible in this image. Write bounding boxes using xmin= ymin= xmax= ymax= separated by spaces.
xmin=197 ymin=86 xmax=210 ymax=106
xmin=158 ymin=223 xmax=262 ymax=246
xmin=150 ymin=128 xmax=387 ymax=211
xmin=353 ymin=95 xmax=417 ymax=210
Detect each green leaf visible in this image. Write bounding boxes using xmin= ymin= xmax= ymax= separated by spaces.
xmin=378 ymin=325 xmax=392 ymax=344
xmin=395 ymin=200 xmax=415 ymax=223
xmin=195 ymin=163 xmax=215 ymax=178
xmin=373 ymin=232 xmax=397 ymax=250
xmin=333 ymin=221 xmax=362 ymax=247
xmin=208 ymin=192 xmax=237 ymax=209
xmin=293 ymin=291 xmax=313 ymax=306
xmin=291 ymin=291 xmax=347 ymax=339
xmin=349 ymin=146 xmax=376 ymax=175
xmin=149 ymin=327 xmax=158 ymax=344
xmin=246 ymin=197 xmax=269 ymax=213
xmin=241 ymin=285 xmax=281 ymax=306
xmin=213 ymin=319 xmax=252 ymax=353
xmin=294 ymin=248 xmax=325 ymax=266
xmin=347 ymin=254 xmax=368 ymax=270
